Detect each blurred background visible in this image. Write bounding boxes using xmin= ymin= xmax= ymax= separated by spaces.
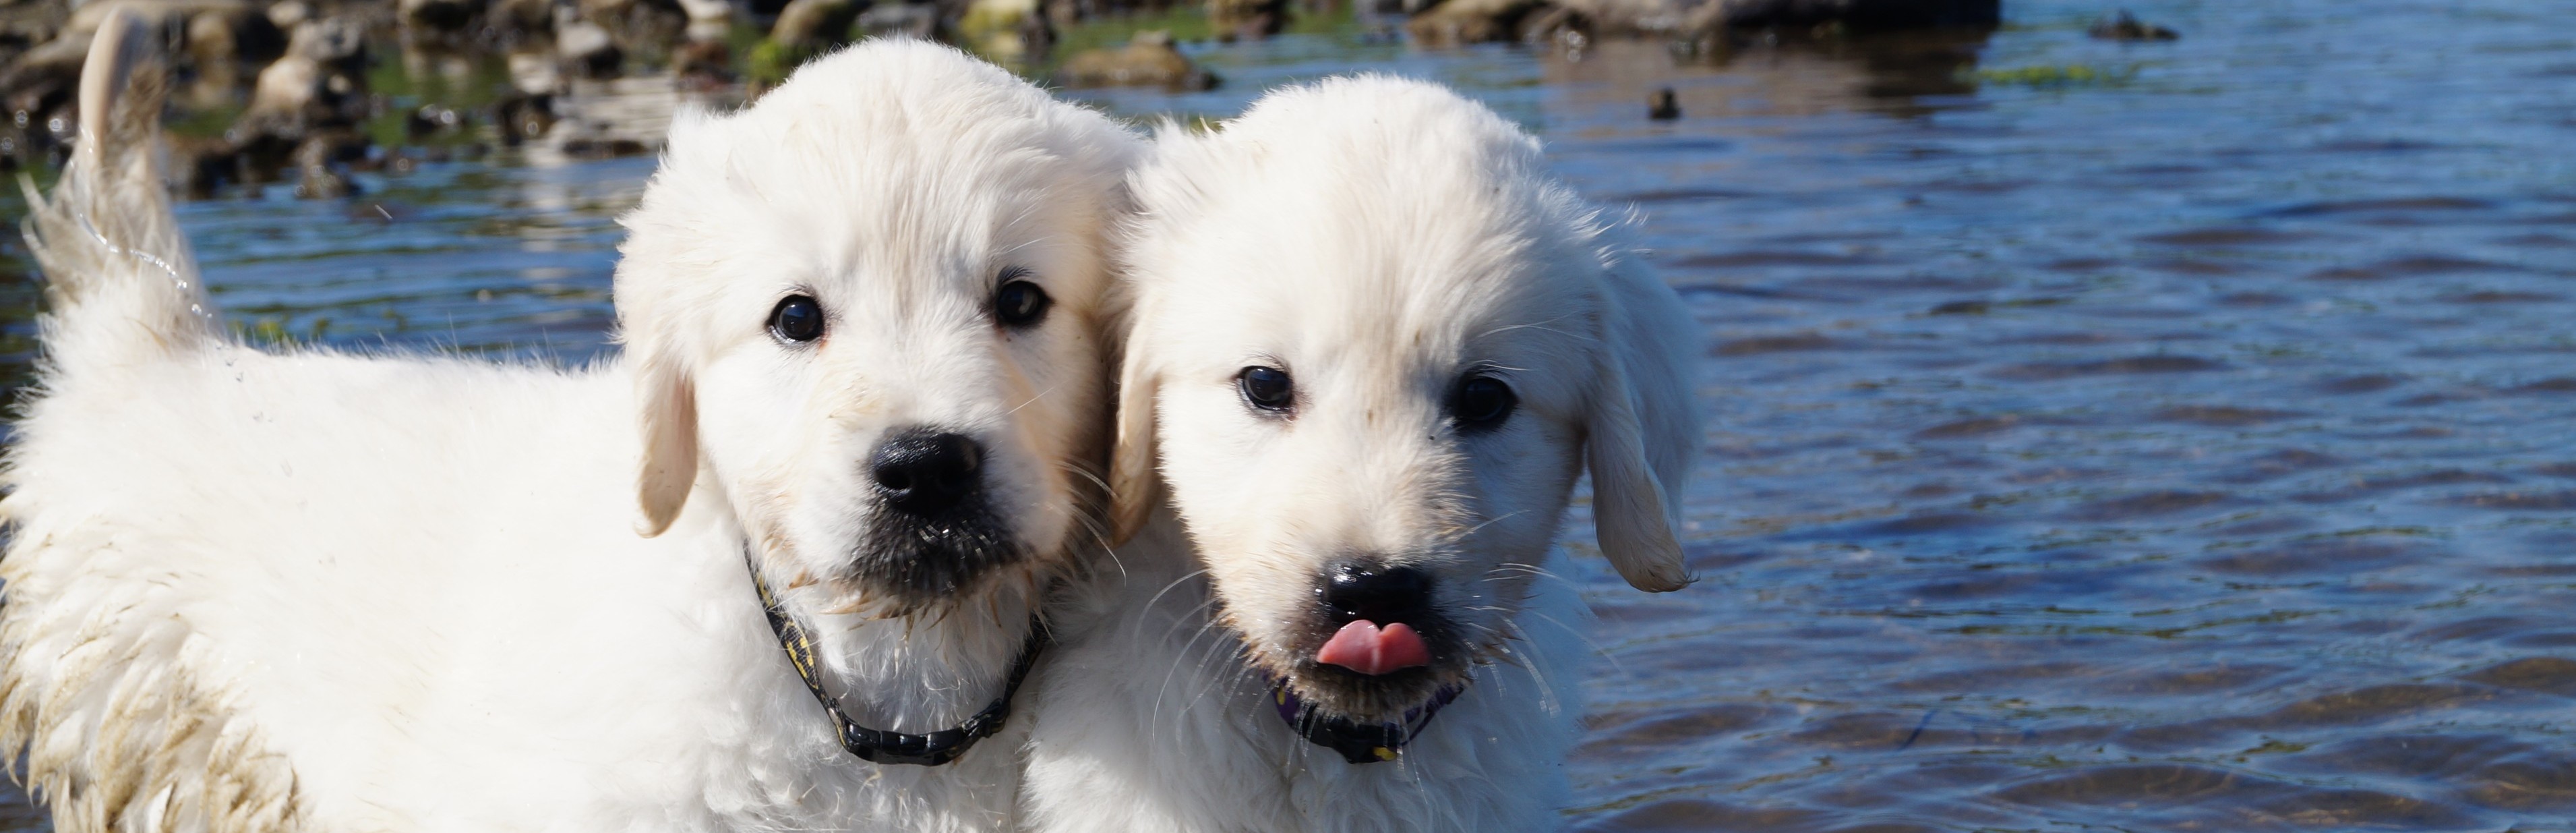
xmin=1 ymin=0 xmax=2573 ymax=830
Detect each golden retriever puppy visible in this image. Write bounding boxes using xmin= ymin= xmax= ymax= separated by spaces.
xmin=1022 ymin=76 xmax=1700 ymax=833
xmin=0 ymin=20 xmax=1135 ymax=832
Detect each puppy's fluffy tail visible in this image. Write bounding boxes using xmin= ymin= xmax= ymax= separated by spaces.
xmin=22 ymin=11 xmax=217 ymax=374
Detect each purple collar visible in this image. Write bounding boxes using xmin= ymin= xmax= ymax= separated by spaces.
xmin=1268 ymin=678 xmax=1465 ymax=764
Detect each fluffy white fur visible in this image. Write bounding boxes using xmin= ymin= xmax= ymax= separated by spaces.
xmin=0 ymin=22 xmax=1137 ymax=833
xmin=1021 ymin=77 xmax=1702 ymax=833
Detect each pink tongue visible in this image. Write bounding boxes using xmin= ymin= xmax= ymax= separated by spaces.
xmin=1314 ymin=620 xmax=1431 ymax=676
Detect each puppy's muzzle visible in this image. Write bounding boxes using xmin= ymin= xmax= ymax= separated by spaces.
xmin=1282 ymin=556 xmax=1462 ymax=720
xmin=849 ymin=426 xmax=1025 ymax=607
xmin=871 ymin=429 xmax=984 ymax=517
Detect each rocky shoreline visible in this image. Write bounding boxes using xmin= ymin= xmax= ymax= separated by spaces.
xmin=0 ymin=0 xmax=1998 ymax=198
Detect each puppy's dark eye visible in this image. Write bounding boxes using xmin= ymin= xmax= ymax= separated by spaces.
xmin=1451 ymin=374 xmax=1516 ymax=432
xmin=769 ymin=295 xmax=824 ymax=343
xmin=994 ymin=275 xmax=1050 ymax=328
xmin=1238 ymin=366 xmax=1294 ymax=414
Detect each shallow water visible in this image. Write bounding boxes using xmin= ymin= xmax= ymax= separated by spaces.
xmin=5 ymin=0 xmax=2576 ymax=829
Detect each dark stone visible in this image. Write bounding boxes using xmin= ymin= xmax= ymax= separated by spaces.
xmin=672 ymin=36 xmax=731 ymax=82
xmin=557 ymin=20 xmax=622 ymax=77
xmin=1406 ymin=0 xmax=1544 ymax=47
xmin=402 ymin=0 xmax=489 ymax=31
xmin=1209 ymin=0 xmax=1287 ymax=39
xmin=494 ymin=93 xmax=556 ymax=144
xmin=290 ymin=132 xmax=366 ymax=199
xmin=1054 ymin=30 xmax=1218 ymax=90
xmin=1689 ymin=0 xmax=1998 ymax=32
xmin=769 ymin=0 xmax=861 ymax=49
xmin=2089 ymin=10 xmax=2177 ymax=41
xmin=1648 ymin=86 xmax=1679 ymax=119
xmin=405 ymin=104 xmax=465 ymax=138
xmin=856 ymin=3 xmax=940 ymax=40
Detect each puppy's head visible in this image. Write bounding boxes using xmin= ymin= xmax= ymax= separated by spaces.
xmin=617 ymin=40 xmax=1137 ymax=616
xmin=1113 ymin=77 xmax=1702 ymax=722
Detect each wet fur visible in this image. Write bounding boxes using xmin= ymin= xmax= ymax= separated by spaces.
xmin=1021 ymin=77 xmax=1702 ymax=833
xmin=0 ymin=25 xmax=1135 ymax=833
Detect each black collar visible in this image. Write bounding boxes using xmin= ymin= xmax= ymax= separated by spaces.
xmin=1269 ymin=677 xmax=1464 ymax=765
xmin=748 ymin=558 xmax=1049 ymax=767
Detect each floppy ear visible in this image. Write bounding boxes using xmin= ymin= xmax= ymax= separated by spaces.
xmin=635 ymin=350 xmax=700 ymax=537
xmin=1106 ymin=344 xmax=1160 ymax=546
xmin=1582 ymin=258 xmax=1702 ymax=592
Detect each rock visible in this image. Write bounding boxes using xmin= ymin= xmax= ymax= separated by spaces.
xmin=2089 ymin=10 xmax=2176 ymax=41
xmin=1552 ymin=0 xmax=1996 ymax=36
xmin=1404 ymin=0 xmax=1541 ymax=46
xmin=1207 ymin=0 xmax=1284 ymax=38
xmin=494 ymin=92 xmax=555 ymax=144
xmin=229 ymin=17 xmax=367 ymax=161
xmin=558 ymin=136 xmax=647 ymax=157
xmin=957 ymin=0 xmax=1047 ymax=57
xmin=287 ymin=16 xmax=365 ymax=66
xmin=672 ymin=0 xmax=729 ymax=22
xmin=266 ymin=0 xmax=310 ymax=28
xmin=168 ymin=134 xmax=243 ymax=198
xmin=293 ymin=161 xmax=358 ymax=198
xmin=1054 ymin=30 xmax=1217 ymax=90
xmin=273 ymin=129 xmax=368 ymax=198
xmin=557 ymin=19 xmax=620 ymax=76
xmin=0 ymin=33 xmax=89 ymax=123
xmin=577 ymin=0 xmax=687 ymax=55
xmin=405 ymin=103 xmax=465 ymax=137
xmin=672 ymin=35 xmax=728 ymax=82
xmin=400 ymin=0 xmax=485 ymax=30
xmin=769 ymin=0 xmax=857 ymax=48
xmin=187 ymin=8 xmax=284 ymax=63
xmin=239 ymin=53 xmax=324 ymax=135
xmin=185 ymin=10 xmax=238 ymax=63
xmin=506 ymin=45 xmax=562 ymax=94
xmin=1647 ymin=86 xmax=1677 ymax=119
xmin=1686 ymin=0 xmax=1995 ymax=31
xmin=68 ymin=0 xmax=252 ymax=34
xmin=489 ymin=0 xmax=554 ymax=32
xmin=855 ymin=3 xmax=938 ymax=40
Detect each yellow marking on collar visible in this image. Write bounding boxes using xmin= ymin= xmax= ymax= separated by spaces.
xmin=1372 ymin=747 xmax=1397 ymax=762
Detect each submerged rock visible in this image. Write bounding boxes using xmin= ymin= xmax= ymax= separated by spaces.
xmin=672 ymin=35 xmax=730 ymax=83
xmin=856 ymin=3 xmax=940 ymax=40
xmin=266 ymin=0 xmax=313 ymax=28
xmin=400 ymin=0 xmax=487 ymax=30
xmin=494 ymin=92 xmax=556 ymax=144
xmin=1404 ymin=0 xmax=1542 ymax=46
xmin=488 ymin=0 xmax=556 ymax=32
xmin=769 ymin=0 xmax=859 ymax=48
xmin=1 ymin=34 xmax=89 ymax=127
xmin=2089 ymin=10 xmax=2177 ymax=41
xmin=1552 ymin=0 xmax=1997 ymax=36
xmin=557 ymin=19 xmax=621 ymax=76
xmin=1207 ymin=0 xmax=1286 ymax=39
xmin=1054 ymin=30 xmax=1216 ymax=90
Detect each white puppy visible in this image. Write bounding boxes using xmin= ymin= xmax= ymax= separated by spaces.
xmin=1020 ymin=76 xmax=1700 ymax=832
xmin=0 ymin=20 xmax=1135 ymax=833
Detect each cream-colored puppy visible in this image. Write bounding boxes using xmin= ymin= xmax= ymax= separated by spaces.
xmin=0 ymin=21 xmax=1134 ymax=832
xmin=1021 ymin=76 xmax=1700 ymax=832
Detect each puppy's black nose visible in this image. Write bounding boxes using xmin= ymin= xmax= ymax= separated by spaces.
xmin=1319 ymin=560 xmax=1435 ymax=627
xmin=870 ymin=429 xmax=984 ymax=517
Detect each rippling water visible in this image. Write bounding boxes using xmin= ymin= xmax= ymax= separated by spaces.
xmin=6 ymin=0 xmax=2575 ymax=829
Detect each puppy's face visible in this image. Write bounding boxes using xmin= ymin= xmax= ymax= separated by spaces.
xmin=618 ymin=42 xmax=1134 ymax=615
xmin=1115 ymin=78 xmax=1696 ymax=724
